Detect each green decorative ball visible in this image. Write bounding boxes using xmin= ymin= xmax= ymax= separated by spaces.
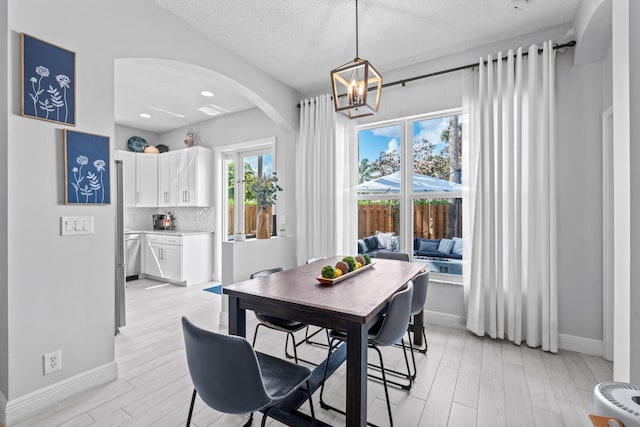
xmin=321 ymin=265 xmax=336 ymax=279
xmin=363 ymin=254 xmax=372 ymax=265
xmin=342 ymin=256 xmax=357 ymax=272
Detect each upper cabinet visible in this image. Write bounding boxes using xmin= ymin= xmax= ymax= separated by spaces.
xmin=115 ymin=147 xmax=212 ymax=208
xmin=158 ymin=151 xmax=178 ymax=207
xmin=177 ymin=147 xmax=212 ymax=207
xmin=136 ymin=154 xmax=159 ymax=207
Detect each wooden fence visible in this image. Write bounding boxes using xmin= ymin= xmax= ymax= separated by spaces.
xmin=358 ymin=203 xmax=461 ymax=239
xmin=229 ymin=203 xmax=460 ymax=239
xmin=228 ymin=205 xmax=271 ymax=236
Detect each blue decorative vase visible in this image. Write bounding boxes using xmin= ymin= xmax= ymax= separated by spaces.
xmin=127 ymin=136 xmax=148 ymax=152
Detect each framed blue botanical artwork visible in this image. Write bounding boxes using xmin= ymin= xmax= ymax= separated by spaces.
xmin=64 ymin=130 xmax=110 ymax=204
xmin=21 ymin=33 xmax=75 ymax=126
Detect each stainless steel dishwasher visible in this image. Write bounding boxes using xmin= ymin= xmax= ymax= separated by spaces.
xmin=125 ymin=233 xmax=141 ymax=280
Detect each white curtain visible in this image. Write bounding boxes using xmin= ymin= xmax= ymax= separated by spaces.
xmin=462 ymin=42 xmax=558 ymax=352
xmin=296 ymin=94 xmax=358 ymax=265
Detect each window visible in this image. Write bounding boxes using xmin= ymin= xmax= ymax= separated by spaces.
xmin=224 ymin=144 xmax=275 ymax=240
xmin=358 ymin=111 xmax=463 ymax=275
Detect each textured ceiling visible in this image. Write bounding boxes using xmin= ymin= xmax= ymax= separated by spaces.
xmin=152 ymin=0 xmax=580 ymax=93
xmin=118 ymin=0 xmax=581 ymax=132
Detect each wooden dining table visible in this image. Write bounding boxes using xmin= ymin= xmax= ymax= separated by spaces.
xmin=224 ymin=256 xmax=426 ymax=427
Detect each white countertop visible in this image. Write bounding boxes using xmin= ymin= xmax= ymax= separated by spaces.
xmin=125 ymin=230 xmax=212 ymax=236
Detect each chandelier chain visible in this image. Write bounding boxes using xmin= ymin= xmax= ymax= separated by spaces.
xmin=355 ymin=0 xmax=359 ymax=59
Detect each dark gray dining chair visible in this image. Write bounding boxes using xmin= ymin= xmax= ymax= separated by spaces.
xmin=250 ymin=268 xmax=308 ymax=364
xmin=374 ymin=251 xmax=410 ymax=262
xmin=319 ymin=281 xmax=414 ymax=427
xmin=305 ymin=256 xmax=326 ymax=264
xmin=379 ymin=271 xmax=431 ymax=384
xmin=181 ymin=317 xmax=316 ymax=427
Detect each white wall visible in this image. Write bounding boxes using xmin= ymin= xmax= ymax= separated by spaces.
xmin=0 ymin=0 xmax=9 ymax=401
xmin=611 ymin=0 xmax=632 ymax=382
xmin=628 ymin=0 xmax=640 ymax=384
xmin=5 ymin=0 xmax=299 ymax=420
xmin=555 ymin=54 xmax=604 ymax=341
xmin=114 ymin=124 xmax=161 ymax=152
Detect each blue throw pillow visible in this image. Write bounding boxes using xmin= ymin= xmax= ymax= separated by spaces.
xmin=364 ymin=236 xmax=378 ymax=251
xmin=438 ymin=238 xmax=454 ymax=254
xmin=357 ymin=239 xmax=368 ymax=254
xmin=451 ymin=237 xmax=463 ymax=256
xmin=419 ymin=239 xmax=439 ymax=252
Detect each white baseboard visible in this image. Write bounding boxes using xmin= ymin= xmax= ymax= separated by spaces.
xmin=558 ymin=333 xmax=603 ymax=356
xmin=4 ymin=361 xmax=117 ymax=426
xmin=0 ymin=390 xmax=7 ymax=427
xmin=423 ymin=310 xmax=467 ymax=330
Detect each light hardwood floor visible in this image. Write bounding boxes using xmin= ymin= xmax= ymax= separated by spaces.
xmin=14 ymin=278 xmax=610 ymax=427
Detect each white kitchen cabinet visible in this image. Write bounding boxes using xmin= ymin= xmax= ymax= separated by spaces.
xmin=158 ymin=151 xmax=177 ymax=207
xmin=135 ymin=154 xmax=158 ymax=207
xmin=141 ymin=232 xmax=213 ymax=285
xmin=114 ymin=151 xmax=137 ymax=207
xmin=177 ymin=147 xmax=212 ymax=207
xmin=114 ymin=150 xmax=158 ymax=207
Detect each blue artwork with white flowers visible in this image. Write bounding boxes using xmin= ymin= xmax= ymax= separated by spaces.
xmin=22 ymin=33 xmax=75 ymax=125
xmin=65 ymin=130 xmax=110 ymax=204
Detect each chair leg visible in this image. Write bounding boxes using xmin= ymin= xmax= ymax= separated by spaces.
xmin=243 ymin=412 xmax=254 ymax=427
xmin=285 ymin=332 xmax=299 ymax=363
xmin=372 ymin=345 xmax=393 ymax=427
xmin=319 ymin=339 xmax=335 ymax=409
xmin=400 ymin=338 xmax=413 ymax=389
xmin=260 ymin=408 xmax=271 ymax=427
xmin=252 ymin=323 xmax=265 ymax=347
xmin=186 ymin=389 xmax=197 ymax=427
xmin=407 ymin=330 xmax=417 ymax=380
xmin=421 ymin=326 xmax=428 ymax=353
xmin=306 ymin=380 xmax=317 ymax=426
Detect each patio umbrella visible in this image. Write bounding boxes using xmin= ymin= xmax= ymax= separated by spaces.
xmin=357 ymin=171 xmax=461 ymax=194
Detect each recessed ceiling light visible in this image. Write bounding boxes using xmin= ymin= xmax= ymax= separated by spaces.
xmin=139 ymin=113 xmax=151 ymax=119
xmin=201 ymin=90 xmax=214 ymax=97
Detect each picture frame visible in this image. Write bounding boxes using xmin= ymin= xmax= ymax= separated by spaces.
xmin=64 ymin=130 xmax=110 ymax=204
xmin=21 ymin=33 xmax=75 ymax=126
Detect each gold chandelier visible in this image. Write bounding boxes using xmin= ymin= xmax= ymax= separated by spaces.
xmin=330 ymin=0 xmax=382 ymax=119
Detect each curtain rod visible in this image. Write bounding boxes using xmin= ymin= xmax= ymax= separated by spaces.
xmin=383 ymin=40 xmax=576 ymax=89
xmin=298 ymin=40 xmax=576 ymax=107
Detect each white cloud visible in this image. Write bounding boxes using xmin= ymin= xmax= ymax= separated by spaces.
xmin=371 ymin=126 xmax=401 ymax=138
xmin=386 ymin=138 xmax=399 ymax=154
xmin=414 ymin=117 xmax=450 ymax=145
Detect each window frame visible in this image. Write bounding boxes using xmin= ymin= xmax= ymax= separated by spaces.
xmin=219 ymin=137 xmax=276 ymax=241
xmin=357 ymin=108 xmax=462 ymax=261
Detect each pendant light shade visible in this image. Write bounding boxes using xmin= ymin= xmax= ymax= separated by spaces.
xmin=330 ymin=0 xmax=382 ymax=119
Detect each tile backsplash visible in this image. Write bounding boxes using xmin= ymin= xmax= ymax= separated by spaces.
xmin=125 ymin=207 xmax=215 ymax=232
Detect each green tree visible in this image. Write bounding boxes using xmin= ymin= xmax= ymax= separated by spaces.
xmin=359 ymin=158 xmax=375 ymax=183
xmin=227 ymin=161 xmax=258 ymax=202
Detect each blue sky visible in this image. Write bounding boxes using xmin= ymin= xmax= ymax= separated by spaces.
xmin=245 ymin=153 xmax=273 ymax=176
xmin=358 ymin=117 xmax=452 ymax=163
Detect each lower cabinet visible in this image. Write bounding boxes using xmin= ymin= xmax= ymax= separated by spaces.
xmin=141 ymin=232 xmax=212 ymax=286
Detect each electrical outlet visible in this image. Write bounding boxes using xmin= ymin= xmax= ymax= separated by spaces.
xmin=43 ymin=350 xmax=61 ymax=375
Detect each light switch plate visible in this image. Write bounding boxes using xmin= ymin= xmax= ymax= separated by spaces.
xmin=61 ymin=216 xmax=94 ymax=235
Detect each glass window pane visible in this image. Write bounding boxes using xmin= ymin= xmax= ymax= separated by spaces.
xmin=358 ymin=124 xmax=402 ymax=195
xmin=413 ymin=197 xmax=463 ymax=275
xmin=411 ymin=115 xmax=462 ymax=194
xmin=357 ymin=200 xmax=399 ymax=239
xmin=226 ymin=159 xmax=234 ymax=241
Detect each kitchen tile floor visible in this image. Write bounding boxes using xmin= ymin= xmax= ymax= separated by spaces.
xmin=14 ymin=278 xmax=611 ymax=427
